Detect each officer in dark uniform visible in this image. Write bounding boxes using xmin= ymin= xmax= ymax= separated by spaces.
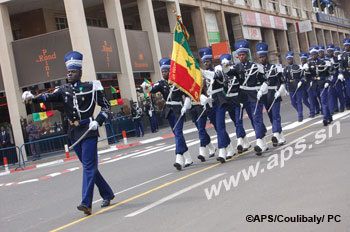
xmin=218 ymin=53 xmax=251 ymax=154
xmin=131 ymin=102 xmax=144 ymax=137
xmin=299 ymin=52 xmax=312 ymax=115
xmin=141 ymin=58 xmax=193 ymax=170
xmin=22 ymin=51 xmax=114 ymax=215
xmin=326 ymin=43 xmax=345 ymax=113
xmin=234 ymin=40 xmax=268 ymax=155
xmin=201 ymin=54 xmax=237 ymax=163
xmin=256 ymin=42 xmax=286 ymax=147
xmin=318 ymin=45 xmax=326 ymax=60
xmin=339 ymin=38 xmax=350 ymax=110
xmin=144 ymin=99 xmax=158 ymax=133
xmin=305 ymin=46 xmax=332 ymax=126
xmin=283 ymin=51 xmax=306 ymax=121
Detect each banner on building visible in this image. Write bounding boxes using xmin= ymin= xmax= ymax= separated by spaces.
xmin=242 ymin=26 xmax=262 ymax=40
xmin=205 ymin=11 xmax=221 ymax=45
xmin=296 ymin=20 xmax=313 ymax=33
xmin=88 ymin=27 xmax=121 ymax=73
xmin=212 ymin=41 xmax=229 ymax=60
xmin=126 ymin=30 xmax=154 ymax=72
xmin=241 ymin=11 xmax=287 ymax=30
xmin=316 ymin=13 xmax=350 ymax=28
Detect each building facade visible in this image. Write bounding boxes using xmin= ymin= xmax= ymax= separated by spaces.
xmin=0 ymin=0 xmax=349 ymax=161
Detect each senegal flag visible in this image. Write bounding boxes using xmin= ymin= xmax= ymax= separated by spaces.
xmin=169 ymin=16 xmax=202 ymax=103
xmin=110 ymin=85 xmax=120 ymax=94
xmin=33 ymin=110 xmax=54 ymax=122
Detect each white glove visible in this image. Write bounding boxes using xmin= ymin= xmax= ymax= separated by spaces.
xmin=257 ymin=90 xmax=263 ymax=101
xmin=199 ymin=95 xmax=212 ymax=106
xmin=278 ymin=84 xmax=287 ymax=96
xmin=310 ymin=81 xmax=313 ymax=87
xmin=324 ymin=83 xmax=329 ymax=88
xmin=221 ymin=58 xmax=230 ymax=74
xmin=22 ymin=91 xmax=34 ymax=103
xmin=201 ymin=70 xmax=215 ymax=82
xmin=89 ymin=120 xmax=99 ymax=130
xmin=141 ymin=82 xmax=152 ymax=93
xmin=274 ymin=90 xmax=280 ymax=99
xmin=259 ymin=82 xmax=268 ymax=95
xmin=183 ymin=97 xmax=191 ymax=110
xmin=214 ymin=65 xmax=222 ymax=73
xmin=338 ymin=74 xmax=344 ymax=82
xmin=181 ymin=106 xmax=187 ymax=116
xmin=222 ymin=65 xmax=230 ymax=74
xmin=302 ymin=63 xmax=309 ymax=71
xmin=325 ymin=60 xmax=331 ymax=67
xmin=297 ymin=81 xmax=302 ymax=89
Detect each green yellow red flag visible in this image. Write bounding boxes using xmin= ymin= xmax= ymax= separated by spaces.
xmin=110 ymin=85 xmax=120 ymax=94
xmin=33 ymin=110 xmax=54 ymax=122
xmin=168 ymin=15 xmax=202 ymax=103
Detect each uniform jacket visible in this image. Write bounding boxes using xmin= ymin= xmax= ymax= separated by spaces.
xmin=305 ymin=58 xmax=330 ymax=90
xmin=283 ymin=64 xmax=304 ymax=92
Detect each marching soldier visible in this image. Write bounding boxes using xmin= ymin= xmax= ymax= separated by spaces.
xmin=144 ymin=99 xmax=158 ymax=133
xmin=235 ymin=40 xmax=268 ymax=155
xmin=305 ymin=46 xmax=333 ymax=126
xmin=256 ymin=42 xmax=286 ymax=146
xmin=299 ymin=52 xmax=312 ymax=115
xmin=283 ymin=51 xmax=306 ymax=122
xmin=131 ymin=102 xmax=144 ymax=137
xmin=318 ymin=45 xmax=326 ymax=60
xmin=22 ymin=51 xmax=115 ymax=215
xmin=326 ymin=43 xmax=345 ymax=113
xmin=221 ymin=54 xmax=251 ymax=153
xmin=141 ymin=58 xmax=193 ymax=170
xmin=339 ymin=38 xmax=350 ymax=110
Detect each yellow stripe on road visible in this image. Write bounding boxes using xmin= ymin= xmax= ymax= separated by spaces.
xmin=51 ymin=120 xmax=318 ymax=232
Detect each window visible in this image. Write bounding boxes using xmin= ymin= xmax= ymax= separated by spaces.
xmin=55 ymin=17 xmax=68 ymax=30
xmin=86 ymin=18 xmax=107 ymax=28
xmin=12 ymin=29 xmax=22 ymax=40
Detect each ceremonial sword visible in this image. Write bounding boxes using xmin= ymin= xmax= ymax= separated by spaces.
xmin=69 ymin=128 xmax=92 ymax=150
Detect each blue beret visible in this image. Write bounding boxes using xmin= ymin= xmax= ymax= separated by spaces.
xmin=219 ymin=54 xmax=231 ymax=64
xmin=199 ymin=47 xmax=213 ymax=61
xmin=309 ymin=45 xmax=319 ymax=54
xmin=326 ymin=43 xmax=335 ymax=51
xmin=256 ymin=42 xmax=268 ymax=56
xmin=159 ymin=58 xmax=171 ymax=71
xmin=234 ymin=40 xmax=250 ymax=55
xmin=334 ymin=46 xmax=341 ymax=53
xmin=318 ymin=45 xmax=325 ymax=52
xmin=64 ymin=51 xmax=83 ymax=70
xmin=343 ymin=38 xmax=350 ymax=46
xmin=285 ymin=51 xmax=294 ymax=59
xmin=299 ymin=52 xmax=308 ymax=59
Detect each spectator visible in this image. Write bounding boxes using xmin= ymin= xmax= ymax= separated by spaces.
xmin=144 ymin=99 xmax=158 ymax=133
xmin=0 ymin=126 xmax=11 ymax=162
xmin=131 ymin=102 xmax=144 ymax=137
xmin=26 ymin=120 xmax=41 ymax=160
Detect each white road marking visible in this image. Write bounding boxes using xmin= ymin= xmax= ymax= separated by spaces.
xmin=67 ymin=167 xmax=80 ymax=172
xmin=48 ymin=172 xmax=61 ymax=177
xmin=18 ymin=179 xmax=39 ymax=184
xmin=275 ymin=131 xmax=316 ymax=151
xmin=283 ymin=117 xmax=319 ymax=130
xmin=125 ymin=173 xmax=226 ymax=217
xmin=133 ymin=145 xmax=176 ymax=158
xmin=36 ymin=160 xmax=64 ymax=168
xmin=92 ymin=172 xmax=173 ymax=204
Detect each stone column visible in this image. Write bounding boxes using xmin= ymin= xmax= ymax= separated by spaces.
xmin=191 ymin=6 xmax=209 ymax=49
xmin=307 ymin=27 xmax=318 ymax=46
xmin=64 ymin=0 xmax=108 ymax=148
xmin=298 ymin=32 xmax=310 ymax=53
xmin=0 ymin=3 xmax=28 ymax=161
xmin=104 ymin=0 xmax=137 ymax=102
xmin=324 ymin=29 xmax=332 ymax=45
xmin=231 ymin=14 xmax=244 ymax=42
xmin=137 ymin=0 xmax=162 ymax=83
xmin=263 ymin=29 xmax=279 ymax=64
xmin=64 ymin=0 xmax=96 ymax=82
xmin=316 ymin=28 xmax=326 ymax=46
xmin=275 ymin=30 xmax=289 ymax=65
xmin=287 ymin=24 xmax=301 ymax=61
xmin=339 ymin=32 xmax=345 ymax=50
xmin=332 ymin=30 xmax=340 ymax=47
xmin=216 ymin=10 xmax=229 ymax=45
xmin=166 ymin=0 xmax=181 ymax=33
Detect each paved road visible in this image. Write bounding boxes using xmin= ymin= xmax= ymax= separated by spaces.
xmin=1 ymin=98 xmax=349 ymax=232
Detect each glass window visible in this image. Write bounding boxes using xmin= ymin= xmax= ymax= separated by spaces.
xmin=55 ymin=17 xmax=68 ymax=30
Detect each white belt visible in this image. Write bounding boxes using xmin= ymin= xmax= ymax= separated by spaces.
xmin=226 ymin=92 xmax=239 ymax=97
xmin=166 ymin=101 xmax=182 ymax=105
xmin=207 ymin=88 xmax=223 ymax=95
xmin=268 ymin=86 xmax=278 ymax=90
xmin=240 ymin=86 xmax=261 ymax=91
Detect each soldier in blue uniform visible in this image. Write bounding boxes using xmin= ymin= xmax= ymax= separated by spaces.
xmin=256 ymin=42 xmax=286 ymax=146
xmin=299 ymin=52 xmax=312 ymax=115
xmin=318 ymin=45 xmax=326 ymax=60
xmin=141 ymin=58 xmax=193 ymax=170
xmin=235 ymin=40 xmax=268 ymax=155
xmin=283 ymin=51 xmax=306 ymax=122
xmin=326 ymin=43 xmax=345 ymax=113
xmin=22 ymin=51 xmax=114 ymax=215
xmin=144 ymin=99 xmax=158 ymax=133
xmin=339 ymin=38 xmax=350 ymax=110
xmin=305 ymin=46 xmax=332 ymax=126
xmin=131 ymin=102 xmax=144 ymax=137
xmin=201 ymin=55 xmax=237 ymax=163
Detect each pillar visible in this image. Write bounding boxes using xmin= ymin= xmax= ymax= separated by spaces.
xmin=191 ymin=6 xmax=209 ymax=49
xmin=64 ymin=0 xmax=96 ymax=82
xmin=298 ymin=32 xmax=310 ymax=53
xmin=0 ymin=3 xmax=28 ymax=161
xmin=64 ymin=0 xmax=108 ymax=148
xmin=324 ymin=29 xmax=332 ymax=45
xmin=166 ymin=0 xmax=181 ymax=33
xmin=275 ymin=30 xmax=289 ymax=65
xmin=137 ymin=0 xmax=162 ymax=83
xmin=332 ymin=30 xmax=340 ymax=47
xmin=104 ymin=0 xmax=137 ymax=102
xmin=307 ymin=27 xmax=318 ymax=46
xmin=216 ymin=10 xmax=229 ymax=45
xmin=264 ymin=29 xmax=279 ymax=64
xmin=339 ymin=32 xmax=345 ymax=50
xmin=231 ymin=14 xmax=244 ymax=42
xmin=287 ymin=24 xmax=301 ymax=61
xmin=316 ymin=28 xmax=326 ymax=46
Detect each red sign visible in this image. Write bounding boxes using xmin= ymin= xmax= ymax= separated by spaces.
xmin=212 ymin=41 xmax=229 ymax=60
xmin=260 ymin=14 xmax=271 ymax=28
xmin=35 ymin=49 xmax=57 ymax=78
xmin=101 ymin=40 xmax=112 ymax=69
xmin=274 ymin=17 xmax=285 ymax=30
